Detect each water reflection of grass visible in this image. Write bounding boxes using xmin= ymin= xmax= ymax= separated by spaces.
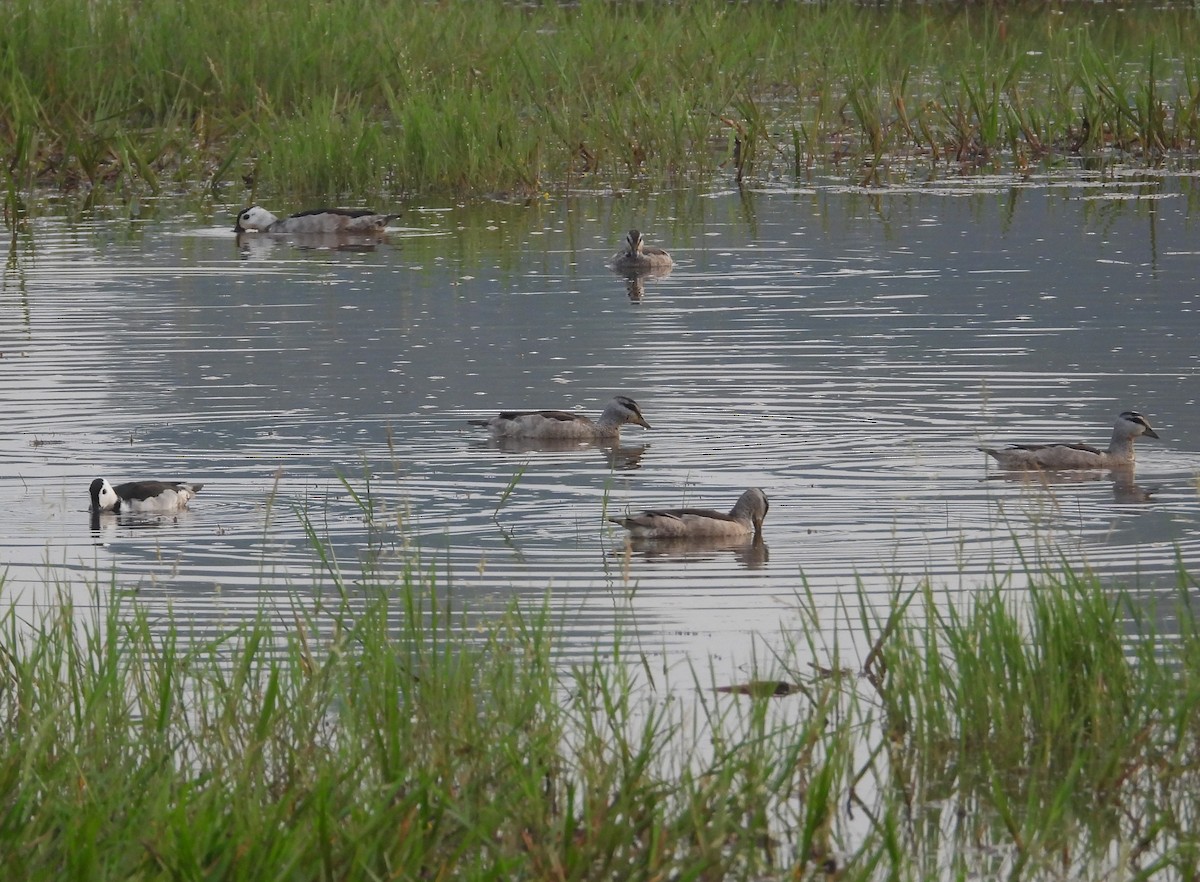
xmin=4 ymin=1 xmax=1200 ymax=206
xmin=4 ymin=558 xmax=1199 ymax=878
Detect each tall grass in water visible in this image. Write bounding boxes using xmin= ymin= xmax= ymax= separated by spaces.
xmin=5 ymin=554 xmax=1200 ymax=877
xmin=3 ymin=0 xmax=1200 ymax=211
xmin=864 ymin=569 xmax=1200 ymax=878
xmin=0 ymin=575 xmax=837 ymax=880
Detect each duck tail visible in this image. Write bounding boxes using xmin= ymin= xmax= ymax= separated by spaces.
xmin=466 ymin=419 xmax=490 ymax=427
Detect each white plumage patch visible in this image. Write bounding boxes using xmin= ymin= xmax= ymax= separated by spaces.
xmin=90 ymin=478 xmax=203 ymax=514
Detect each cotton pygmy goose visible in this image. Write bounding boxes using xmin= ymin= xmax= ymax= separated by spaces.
xmin=234 ymin=206 xmax=400 ymax=234
xmin=468 ymin=395 xmax=652 ymax=441
xmin=611 ymin=229 xmax=673 ymax=271
xmin=609 ymin=488 xmax=770 ymax=540
xmin=89 ymin=478 xmax=204 ymax=514
xmin=978 ymin=411 xmax=1160 ymax=469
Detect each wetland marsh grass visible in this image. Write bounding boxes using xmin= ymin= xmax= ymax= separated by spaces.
xmin=3 ymin=0 xmax=1200 ymax=214
xmin=3 ymin=550 xmax=1200 ymax=879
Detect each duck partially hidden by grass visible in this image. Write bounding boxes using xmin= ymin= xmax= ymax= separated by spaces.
xmin=89 ymin=478 xmax=203 ymax=514
xmin=611 ymin=229 xmax=673 ymax=271
xmin=234 ymin=206 xmax=400 ymax=234
xmin=609 ymin=488 xmax=769 ymax=540
xmin=978 ymin=410 xmax=1159 ymax=470
xmin=468 ymin=395 xmax=651 ymax=441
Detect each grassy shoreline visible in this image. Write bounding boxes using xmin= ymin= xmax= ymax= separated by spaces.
xmin=2 ymin=560 xmax=1199 ymax=879
xmin=3 ymin=0 xmax=1200 ymax=214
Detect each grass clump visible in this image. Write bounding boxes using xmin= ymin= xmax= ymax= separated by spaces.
xmin=4 ymin=550 xmax=1200 ymax=878
xmin=865 ymin=568 xmax=1200 ymax=878
xmin=0 ymin=574 xmax=837 ymax=880
xmin=4 ymin=0 xmax=1200 ymax=212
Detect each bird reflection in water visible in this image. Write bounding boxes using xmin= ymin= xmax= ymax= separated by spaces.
xmin=236 ymin=232 xmax=388 ymax=260
xmin=469 ymin=435 xmax=649 ymax=471
xmin=611 ymin=264 xmax=673 ymax=303
xmin=984 ymin=466 xmax=1157 ymax=505
xmin=616 ymin=535 xmax=769 ymax=570
xmin=89 ymin=509 xmax=197 ymax=543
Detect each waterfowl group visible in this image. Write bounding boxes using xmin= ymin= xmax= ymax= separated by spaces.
xmin=90 ymin=478 xmax=203 ymax=514
xmin=611 ymin=229 xmax=673 ymax=271
xmin=89 ymin=402 xmax=1162 ymax=539
xmin=468 ymin=395 xmax=651 ymax=441
xmin=978 ymin=411 xmax=1159 ymax=470
xmin=235 ymin=206 xmax=400 ymax=235
xmin=93 ymin=213 xmax=1166 ymax=555
xmin=609 ymin=488 xmax=770 ymax=541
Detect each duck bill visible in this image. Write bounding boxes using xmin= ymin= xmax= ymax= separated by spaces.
xmin=1145 ymin=427 xmax=1160 ymax=439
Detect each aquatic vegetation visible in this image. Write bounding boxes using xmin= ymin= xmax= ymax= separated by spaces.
xmin=3 ymin=548 xmax=1200 ymax=878
xmin=3 ymin=0 xmax=1200 ymax=213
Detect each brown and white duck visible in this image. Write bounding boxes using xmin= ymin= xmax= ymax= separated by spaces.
xmin=469 ymin=395 xmax=651 ymax=441
xmin=235 ymin=206 xmax=399 ymax=234
xmin=609 ymin=488 xmax=769 ymax=540
xmin=978 ymin=411 xmax=1159 ymax=470
xmin=611 ymin=229 xmax=673 ymax=271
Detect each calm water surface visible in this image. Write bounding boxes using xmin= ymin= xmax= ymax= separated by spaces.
xmin=4 ymin=170 xmax=1200 ymax=672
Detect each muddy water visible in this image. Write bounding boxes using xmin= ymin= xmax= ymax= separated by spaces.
xmin=3 ymin=171 xmax=1200 ymax=670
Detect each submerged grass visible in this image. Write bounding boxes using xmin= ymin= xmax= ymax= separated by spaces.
xmin=4 ymin=547 xmax=1200 ymax=878
xmin=3 ymin=0 xmax=1200 ymax=212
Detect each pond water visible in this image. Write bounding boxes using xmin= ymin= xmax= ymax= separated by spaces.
xmin=3 ymin=168 xmax=1200 ymax=673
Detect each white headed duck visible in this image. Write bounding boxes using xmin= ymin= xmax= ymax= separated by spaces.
xmin=235 ymin=206 xmax=400 ymax=234
xmin=89 ymin=478 xmax=203 ymax=514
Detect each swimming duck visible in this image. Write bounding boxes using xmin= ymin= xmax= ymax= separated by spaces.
xmin=234 ymin=206 xmax=400 ymax=234
xmin=89 ymin=478 xmax=203 ymax=514
xmin=611 ymin=229 xmax=673 ymax=271
xmin=978 ymin=411 xmax=1159 ymax=470
xmin=468 ymin=395 xmax=651 ymax=440
xmin=609 ymin=488 xmax=769 ymax=540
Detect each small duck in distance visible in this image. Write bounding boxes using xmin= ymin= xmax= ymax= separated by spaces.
xmin=468 ymin=395 xmax=651 ymax=441
xmin=978 ymin=410 xmax=1159 ymax=470
xmin=90 ymin=478 xmax=204 ymax=514
xmin=235 ymin=206 xmax=400 ymax=234
xmin=609 ymin=488 xmax=769 ymax=540
xmin=611 ymin=229 xmax=673 ymax=271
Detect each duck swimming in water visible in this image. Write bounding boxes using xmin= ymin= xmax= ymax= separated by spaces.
xmin=609 ymin=488 xmax=769 ymax=540
xmin=978 ymin=410 xmax=1159 ymax=470
xmin=89 ymin=478 xmax=204 ymax=514
xmin=611 ymin=229 xmax=673 ymax=271
xmin=468 ymin=395 xmax=651 ymax=441
xmin=234 ymin=206 xmax=400 ymax=234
